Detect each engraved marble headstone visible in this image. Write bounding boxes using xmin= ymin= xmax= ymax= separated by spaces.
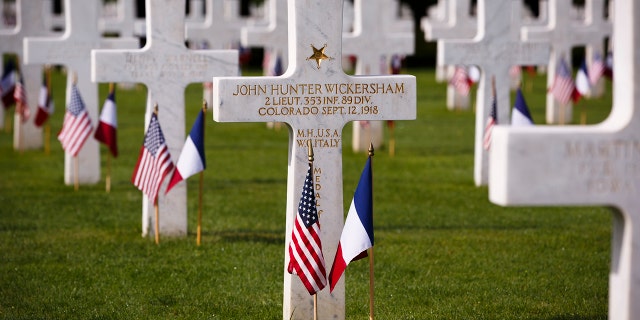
xmin=0 ymin=0 xmax=57 ymax=150
xmin=212 ymin=0 xmax=416 ymax=318
xmin=24 ymin=0 xmax=138 ymax=185
xmin=522 ymin=0 xmax=611 ymax=124
xmin=437 ymin=0 xmax=550 ymax=186
xmin=342 ymin=0 xmax=414 ymax=153
xmin=92 ymin=0 xmax=238 ymax=237
xmin=490 ymin=1 xmax=639 ymax=318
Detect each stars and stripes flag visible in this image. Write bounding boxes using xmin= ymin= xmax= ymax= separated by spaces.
xmin=329 ymin=156 xmax=373 ymax=292
xmin=287 ymin=164 xmax=327 ymax=295
xmin=511 ymin=88 xmax=534 ymax=126
xmin=131 ymin=112 xmax=174 ymax=204
xmin=575 ymin=59 xmax=591 ymax=97
xmin=94 ymin=91 xmax=118 ymax=157
xmin=57 ymin=84 xmax=93 ymax=157
xmin=483 ymin=94 xmax=497 ymax=150
xmin=166 ymin=108 xmax=206 ymax=193
xmin=549 ymin=57 xmax=580 ymax=105
xmin=34 ymin=78 xmax=54 ymax=127
xmin=0 ymin=61 xmax=17 ymax=108
xmin=588 ymin=52 xmax=606 ymax=86
xmin=449 ymin=66 xmax=472 ymax=96
xmin=13 ymin=74 xmax=30 ymax=123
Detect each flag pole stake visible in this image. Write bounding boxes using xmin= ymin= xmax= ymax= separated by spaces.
xmin=368 ymin=142 xmax=375 ymax=320
xmin=154 ymin=201 xmax=160 ymax=245
xmin=313 ymin=294 xmax=318 ymax=320
xmin=106 ymin=153 xmax=111 ymax=193
xmin=197 ymin=100 xmax=208 ymax=246
xmin=44 ymin=67 xmax=52 ymax=155
xmin=74 ymin=156 xmax=79 ymax=191
xmin=581 ymin=103 xmax=587 ymax=125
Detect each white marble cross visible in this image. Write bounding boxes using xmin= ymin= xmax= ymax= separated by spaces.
xmin=241 ymin=0 xmax=288 ymax=73
xmin=522 ymin=0 xmax=612 ymax=124
xmin=0 ymin=0 xmax=57 ymax=150
xmin=437 ymin=0 xmax=550 ymax=186
xmin=342 ymin=0 xmax=414 ymax=153
xmin=421 ymin=0 xmax=477 ymax=110
xmin=212 ymin=0 xmax=416 ymax=318
xmin=92 ymin=0 xmax=238 ymax=237
xmin=24 ymin=0 xmax=138 ymax=185
xmin=490 ymin=1 xmax=639 ymax=318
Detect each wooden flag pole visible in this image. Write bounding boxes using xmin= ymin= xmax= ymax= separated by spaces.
xmin=44 ymin=66 xmax=52 ymax=155
xmin=313 ymin=294 xmax=318 ymax=320
xmin=197 ymin=100 xmax=207 ymax=246
xmin=73 ymin=72 xmax=79 ymax=191
xmin=388 ymin=121 xmax=395 ymax=157
xmin=153 ymin=103 xmax=160 ymax=245
xmin=154 ymin=201 xmax=160 ymax=245
xmin=105 ymin=83 xmax=115 ymax=193
xmin=368 ymin=142 xmax=375 ymax=320
xmin=74 ymin=156 xmax=79 ymax=191
xmin=580 ymin=103 xmax=587 ymax=125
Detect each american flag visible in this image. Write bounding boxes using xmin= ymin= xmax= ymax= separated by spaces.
xmin=287 ymin=164 xmax=327 ymax=295
xmin=57 ymin=84 xmax=93 ymax=157
xmin=549 ymin=57 xmax=579 ymax=105
xmin=131 ymin=112 xmax=174 ymax=204
xmin=483 ymin=95 xmax=497 ymax=150
xmin=13 ymin=75 xmax=30 ymax=122
xmin=588 ymin=53 xmax=605 ymax=86
xmin=449 ymin=66 xmax=471 ymax=96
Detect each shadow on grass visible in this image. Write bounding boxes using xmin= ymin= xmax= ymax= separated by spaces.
xmin=197 ymin=229 xmax=284 ymax=245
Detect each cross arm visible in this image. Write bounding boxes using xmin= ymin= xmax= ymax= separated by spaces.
xmin=212 ymin=74 xmax=416 ymax=125
xmin=489 ymin=125 xmax=631 ymax=207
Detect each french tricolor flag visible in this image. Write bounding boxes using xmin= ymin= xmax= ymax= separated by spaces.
xmin=94 ymin=91 xmax=118 ymax=157
xmin=166 ymin=109 xmax=206 ymax=193
xmin=329 ymin=156 xmax=373 ymax=292
xmin=511 ymin=88 xmax=534 ymax=126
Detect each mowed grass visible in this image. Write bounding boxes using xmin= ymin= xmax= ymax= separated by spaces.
xmin=0 ymin=68 xmax=612 ymax=319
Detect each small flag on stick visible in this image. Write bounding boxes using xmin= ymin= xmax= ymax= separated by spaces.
xmin=34 ymin=77 xmax=54 ymax=127
xmin=329 ymin=146 xmax=374 ymax=292
xmin=95 ymin=87 xmax=118 ymax=157
xmin=483 ymin=77 xmax=497 ymax=150
xmin=287 ymin=142 xmax=327 ymax=296
xmin=131 ymin=106 xmax=174 ymax=205
xmin=511 ymin=88 xmax=534 ymax=126
xmin=58 ymin=81 xmax=93 ymax=157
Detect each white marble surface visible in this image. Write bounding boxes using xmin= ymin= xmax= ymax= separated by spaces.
xmin=24 ymin=0 xmax=138 ymax=185
xmin=92 ymin=0 xmax=238 ymax=238
xmin=213 ymin=0 xmax=415 ymax=318
xmin=490 ymin=1 xmax=639 ymax=318
xmin=438 ymin=0 xmax=550 ymax=186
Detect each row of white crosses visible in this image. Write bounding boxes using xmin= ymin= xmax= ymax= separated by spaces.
xmin=0 ymin=0 xmax=57 ymax=150
xmin=421 ymin=0 xmax=476 ymax=111
xmin=437 ymin=0 xmax=550 ymax=186
xmin=490 ymin=0 xmax=639 ymax=318
xmin=92 ymin=0 xmax=238 ymax=237
xmin=24 ymin=0 xmax=139 ymax=185
xmin=523 ymin=0 xmax=612 ymax=124
xmin=212 ymin=0 xmax=416 ymax=318
xmin=343 ymin=0 xmax=414 ymax=153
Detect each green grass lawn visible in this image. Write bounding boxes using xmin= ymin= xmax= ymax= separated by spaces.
xmin=0 ymin=68 xmax=612 ymax=319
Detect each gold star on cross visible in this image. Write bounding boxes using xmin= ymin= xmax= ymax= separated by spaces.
xmin=306 ymin=44 xmax=332 ymax=69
